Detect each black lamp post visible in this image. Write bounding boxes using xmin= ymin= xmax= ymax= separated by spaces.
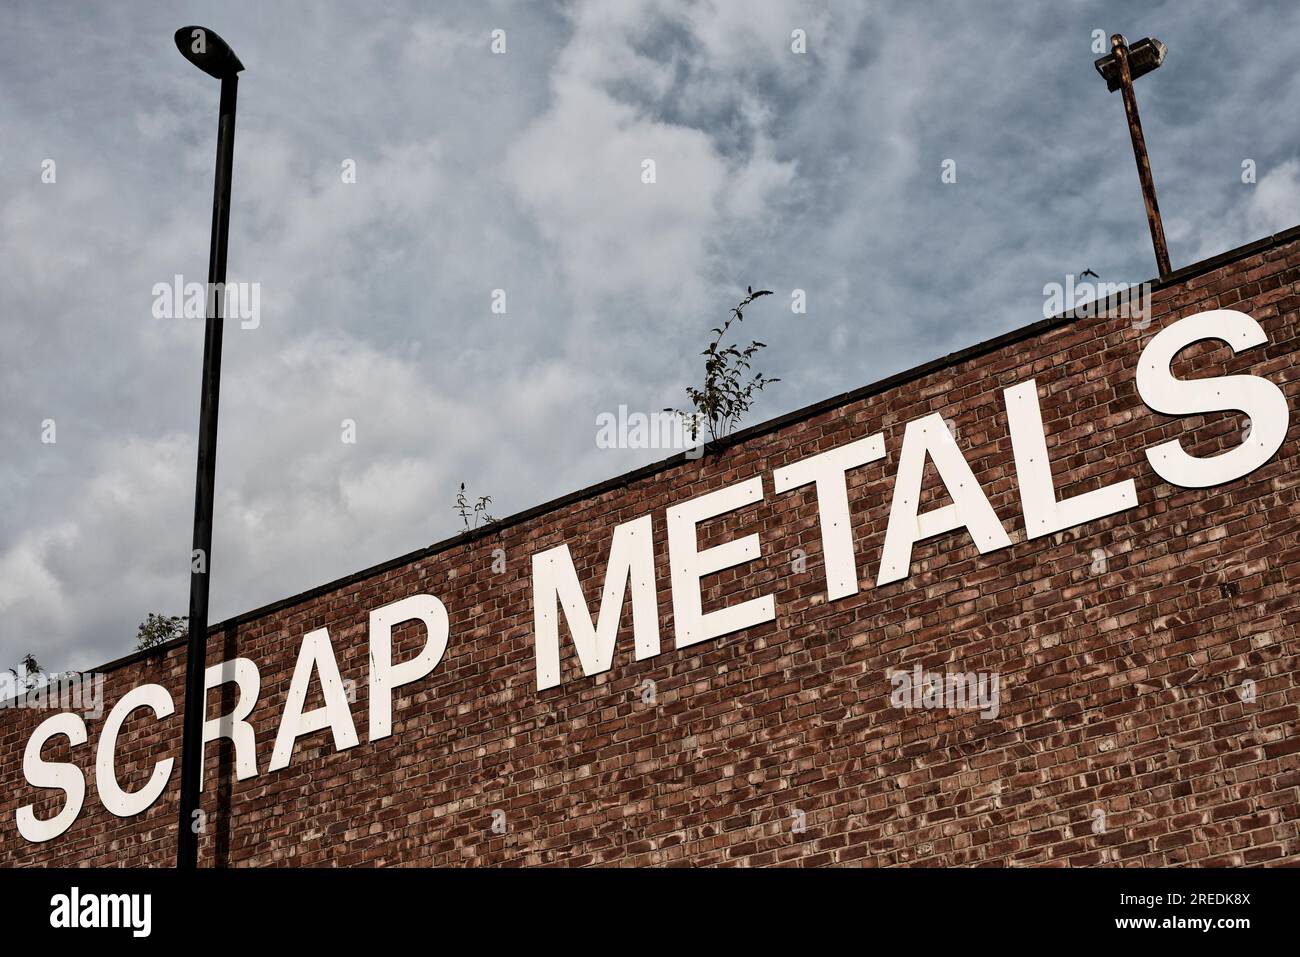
xmin=173 ymin=24 xmax=244 ymax=871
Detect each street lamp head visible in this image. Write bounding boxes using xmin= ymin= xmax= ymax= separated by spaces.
xmin=1094 ymin=35 xmax=1166 ymax=92
xmin=174 ymin=26 xmax=244 ymax=80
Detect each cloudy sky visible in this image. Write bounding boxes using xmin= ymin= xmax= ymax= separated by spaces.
xmin=2 ymin=0 xmax=1298 ymax=672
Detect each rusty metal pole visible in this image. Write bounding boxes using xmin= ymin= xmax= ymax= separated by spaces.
xmin=1111 ymin=34 xmax=1172 ymax=278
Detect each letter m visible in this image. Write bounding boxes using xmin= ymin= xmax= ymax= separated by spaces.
xmin=102 ymin=894 xmax=129 ymax=927
xmin=531 ymin=515 xmax=659 ymax=690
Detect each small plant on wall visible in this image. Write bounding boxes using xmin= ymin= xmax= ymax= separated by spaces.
xmin=5 ymin=653 xmax=43 ymax=695
xmin=666 ymin=286 xmax=779 ymax=447
xmin=455 ymin=482 xmax=495 ymax=530
xmin=136 ymin=613 xmax=187 ymax=651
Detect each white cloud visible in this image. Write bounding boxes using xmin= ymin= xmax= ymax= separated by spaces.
xmin=1193 ymin=158 xmax=1300 ymax=258
xmin=505 ymin=0 xmax=799 ymax=311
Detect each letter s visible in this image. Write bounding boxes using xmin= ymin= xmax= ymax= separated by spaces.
xmin=1137 ymin=309 xmax=1288 ymax=488
xmin=17 ymin=712 xmax=87 ymax=843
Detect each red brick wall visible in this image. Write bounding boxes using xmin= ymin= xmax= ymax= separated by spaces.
xmin=4 ymin=231 xmax=1300 ymax=868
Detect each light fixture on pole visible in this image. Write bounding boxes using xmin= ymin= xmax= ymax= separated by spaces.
xmin=173 ymin=24 xmax=243 ymax=871
xmin=1095 ymin=34 xmax=1172 ymax=278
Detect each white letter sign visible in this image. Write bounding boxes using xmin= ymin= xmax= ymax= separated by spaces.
xmin=878 ymin=413 xmax=1011 ymax=585
xmin=667 ymin=477 xmax=776 ymax=648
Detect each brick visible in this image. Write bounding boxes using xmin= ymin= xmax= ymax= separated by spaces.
xmin=4 ymin=233 xmax=1300 ymax=868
